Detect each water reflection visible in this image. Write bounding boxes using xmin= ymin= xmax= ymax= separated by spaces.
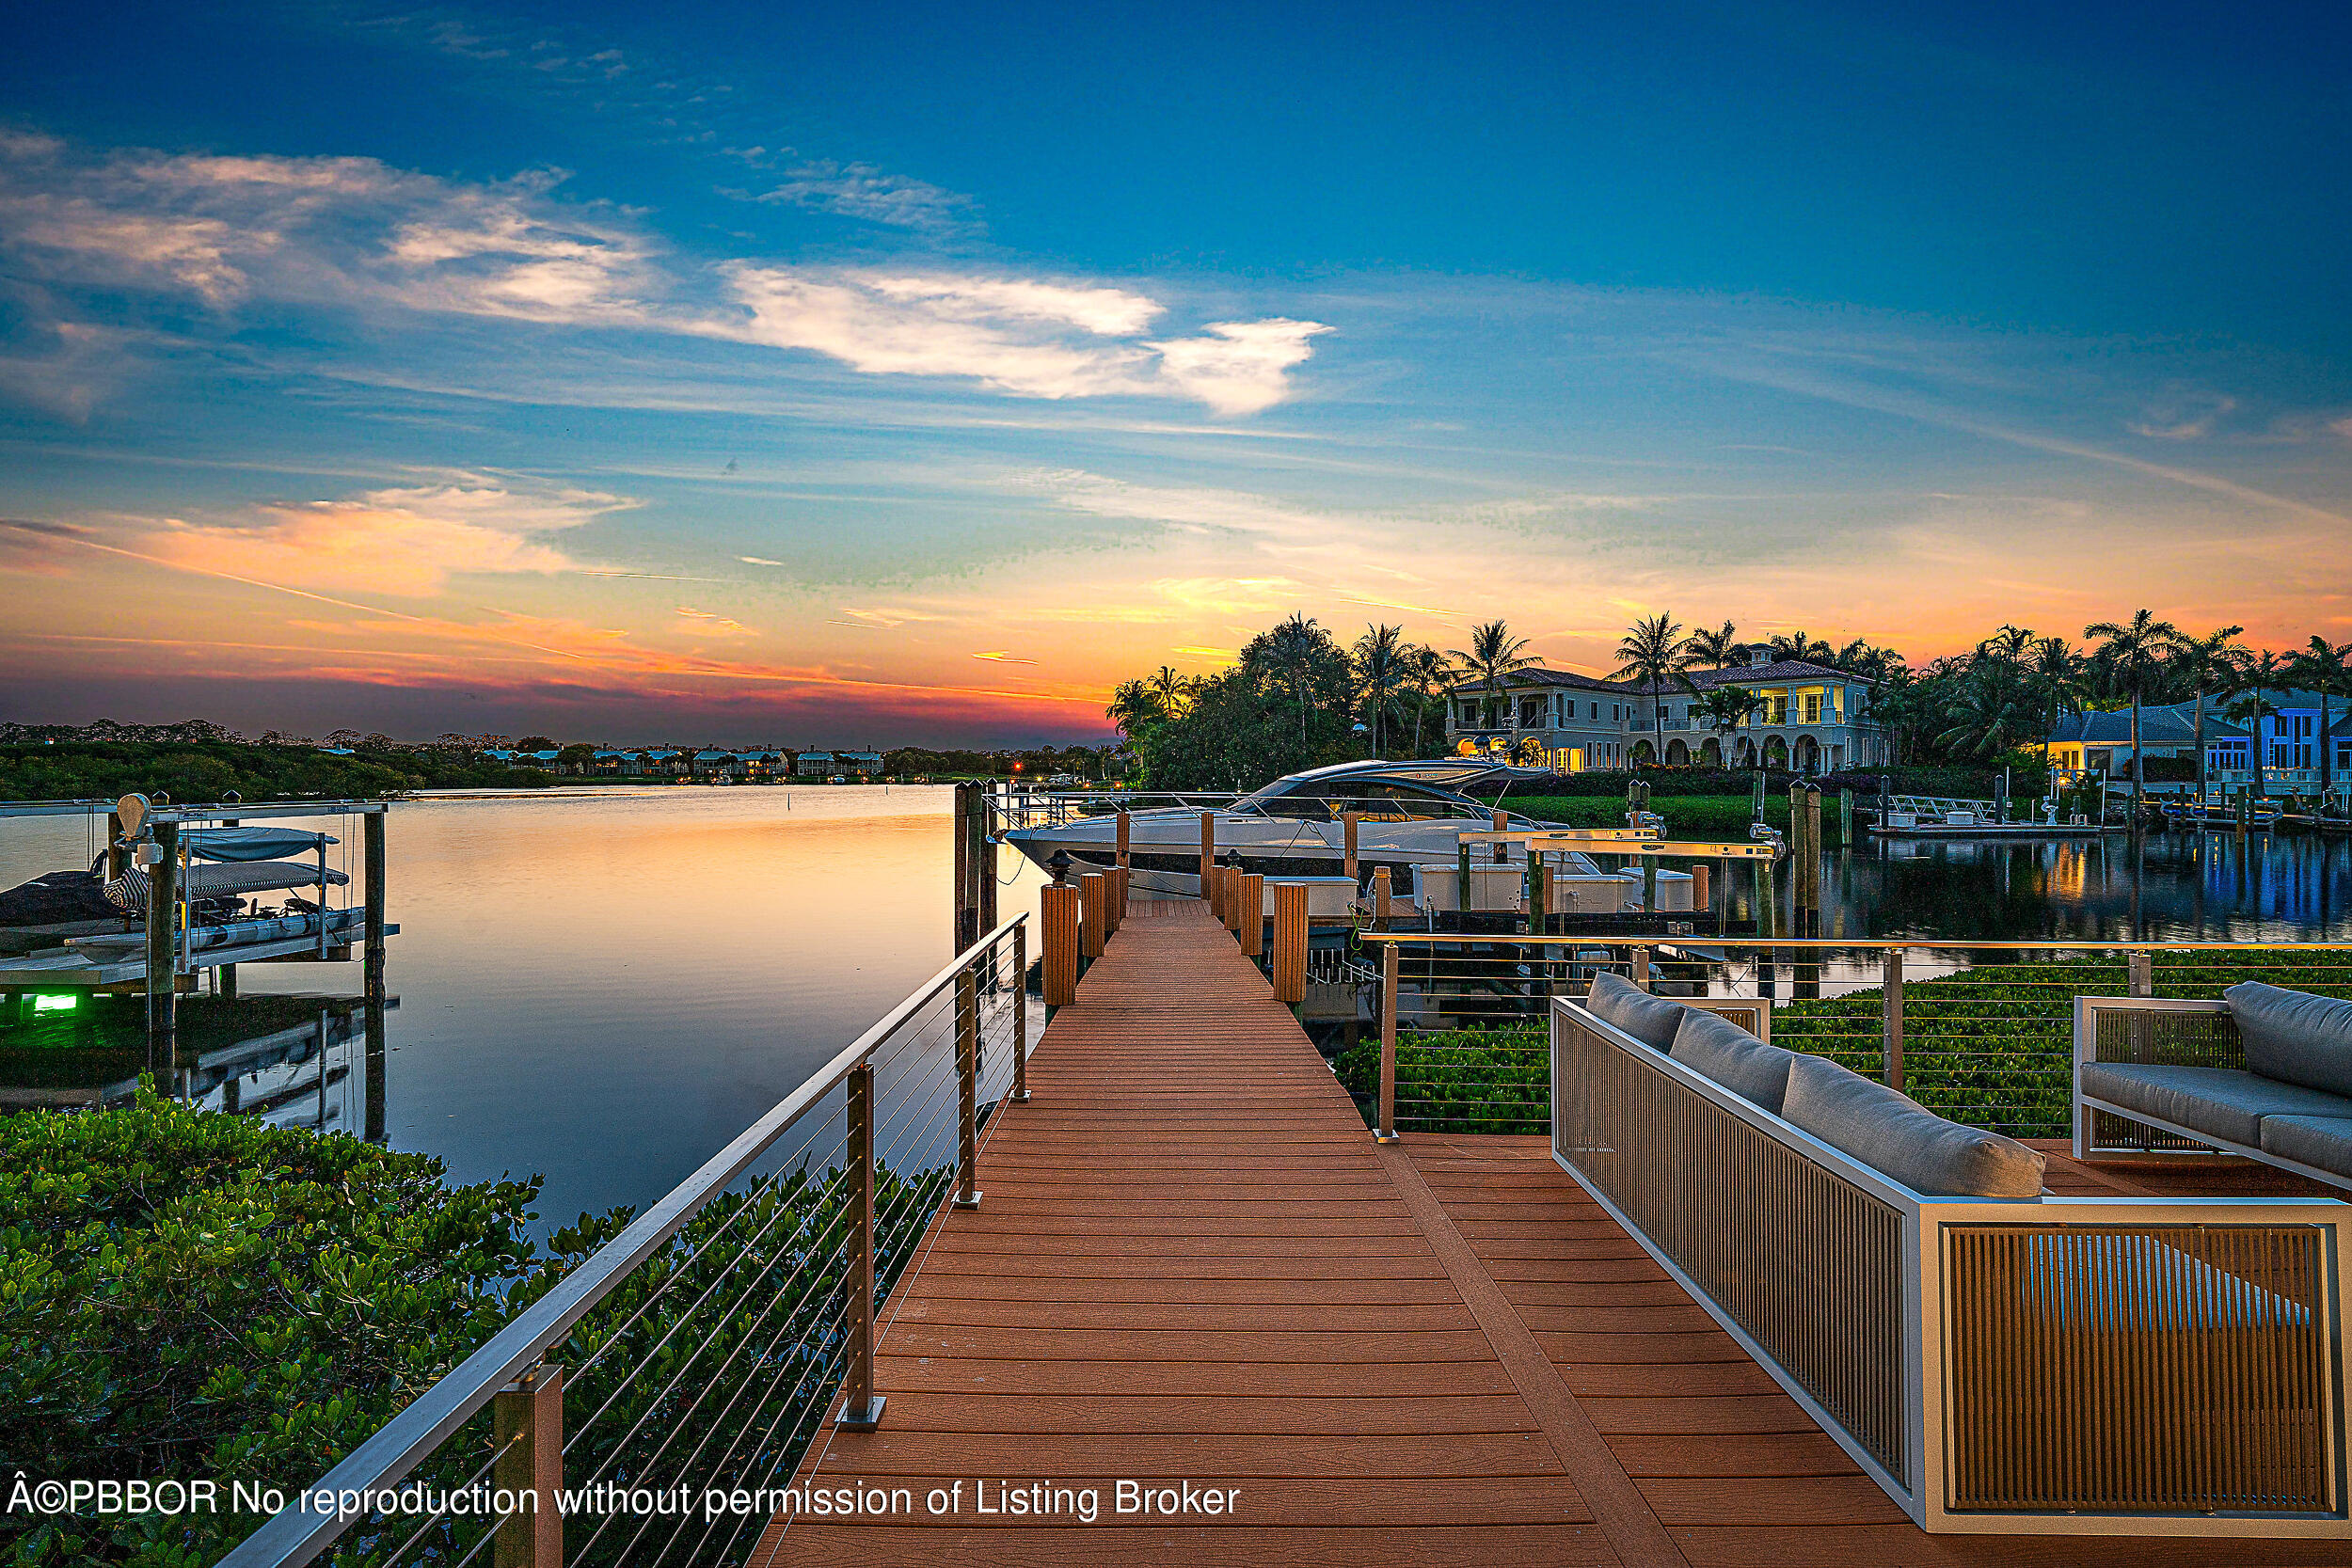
xmin=1821 ymin=829 xmax=2352 ymax=941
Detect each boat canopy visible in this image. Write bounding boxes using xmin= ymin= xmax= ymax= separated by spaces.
xmin=183 ymin=826 xmax=338 ymax=863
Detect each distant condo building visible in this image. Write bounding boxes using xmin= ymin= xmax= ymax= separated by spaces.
xmin=1444 ymin=644 xmax=1893 ymax=773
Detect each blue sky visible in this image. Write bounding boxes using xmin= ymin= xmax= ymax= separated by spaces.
xmin=4 ymin=2 xmax=2350 ymax=742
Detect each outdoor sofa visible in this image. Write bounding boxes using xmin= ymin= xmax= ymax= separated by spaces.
xmin=2074 ymin=980 xmax=2352 ymax=1191
xmin=1554 ymin=970 xmax=2349 ymax=1537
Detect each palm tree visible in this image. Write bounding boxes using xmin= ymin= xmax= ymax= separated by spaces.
xmin=2084 ymin=609 xmax=2183 ymax=814
xmin=1766 ymin=630 xmax=1834 ymax=665
xmin=1683 ymin=621 xmax=1741 ymax=669
xmin=1680 ymin=675 xmax=1763 ymax=764
xmin=1615 ymin=613 xmax=1690 ymax=768
xmin=1256 ymin=613 xmax=1330 ymax=748
xmin=1149 ymin=664 xmax=1191 ymax=715
xmin=2226 ymin=651 xmax=2285 ymax=800
xmin=1351 ymin=623 xmax=1406 ymax=755
xmin=1449 ymin=620 xmax=1534 ymax=736
xmin=1104 ymin=678 xmax=1167 ymax=737
xmin=2170 ymin=626 xmax=2248 ymax=802
xmin=2288 ymin=635 xmax=2350 ymax=803
xmin=2025 ymin=636 xmax=2085 ymax=737
xmin=1405 ymin=643 xmax=1452 ymax=756
xmin=1977 ymin=624 xmax=2035 ymax=663
xmin=1936 ymin=662 xmax=2042 ymax=757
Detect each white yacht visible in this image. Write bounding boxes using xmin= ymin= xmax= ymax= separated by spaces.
xmin=1000 ymin=759 xmax=1692 ymax=914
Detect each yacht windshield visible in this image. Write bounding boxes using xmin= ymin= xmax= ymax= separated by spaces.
xmin=1234 ymin=777 xmax=1486 ymax=821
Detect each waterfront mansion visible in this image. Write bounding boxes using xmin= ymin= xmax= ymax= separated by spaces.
xmin=1445 ymin=645 xmax=1893 ymax=774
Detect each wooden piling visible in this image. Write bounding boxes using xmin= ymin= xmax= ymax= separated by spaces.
xmin=1528 ymin=850 xmax=1547 ymax=934
xmin=1456 ymin=841 xmax=1472 ymax=916
xmin=1375 ymin=941 xmax=1400 ymax=1143
xmin=1238 ymin=873 xmax=1264 ymax=958
xmin=1271 ymin=882 xmax=1308 ymax=1006
xmin=977 ymin=791 xmax=998 ymax=932
xmin=1343 ymin=812 xmax=1360 ymax=883
xmin=1041 ymin=883 xmax=1079 ymax=1010
xmin=1080 ymin=872 xmax=1107 ymax=958
xmin=1690 ymin=861 xmax=1709 ymax=917
xmin=1108 ymin=865 xmax=1128 ymax=930
xmin=952 ymin=783 xmax=977 ymax=950
xmin=1199 ymin=811 xmax=1216 ymax=899
xmin=146 ymin=819 xmax=179 ymax=1064
xmin=1222 ymin=865 xmax=1248 ymax=937
xmin=1882 ymin=949 xmax=1904 ymax=1091
xmin=1116 ymin=809 xmax=1131 ymax=869
xmin=1372 ymin=865 xmax=1392 ymax=930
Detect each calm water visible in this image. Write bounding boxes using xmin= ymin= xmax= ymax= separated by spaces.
xmin=4 ymin=794 xmax=2346 ymax=1227
xmin=1804 ymin=830 xmax=2352 ymax=942
xmin=0 ymin=787 xmax=1048 ymax=1230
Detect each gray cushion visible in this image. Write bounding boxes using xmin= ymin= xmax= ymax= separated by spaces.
xmin=1584 ymin=970 xmax=1687 ymax=1052
xmin=2257 ymin=1117 xmax=2352 ymax=1179
xmin=2078 ymin=1062 xmax=2352 ymax=1148
xmin=1669 ymin=1007 xmax=1798 ymax=1115
xmin=1781 ymin=1054 xmax=2045 ymax=1198
xmin=2225 ymin=982 xmax=2352 ymax=1099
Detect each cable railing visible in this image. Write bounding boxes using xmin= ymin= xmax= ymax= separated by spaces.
xmin=1343 ymin=934 xmax=2352 ymax=1142
xmin=218 ymin=914 xmax=1031 ymax=1568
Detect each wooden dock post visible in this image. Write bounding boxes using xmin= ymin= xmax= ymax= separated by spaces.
xmin=1343 ymin=811 xmax=1359 ymax=883
xmin=1631 ymin=945 xmax=1651 ymax=990
xmin=1372 ymin=865 xmax=1392 ymax=930
xmin=1804 ymin=786 xmax=1824 ymax=937
xmin=1080 ymin=872 xmax=1107 ymax=959
xmin=363 ymin=809 xmax=387 ymax=1140
xmin=1271 ymin=882 xmax=1308 ymax=1008
xmin=146 ymin=818 xmax=179 ymax=1066
xmin=1199 ymin=811 xmax=1216 ymax=903
xmin=1223 ymin=865 xmax=1248 ymax=938
xmin=1690 ymin=862 xmax=1709 ymax=922
xmin=1528 ymin=849 xmax=1548 ymax=934
xmin=1041 ymin=883 xmax=1079 ymax=1014
xmin=1238 ymin=873 xmax=1263 ymax=958
xmin=1116 ymin=809 xmax=1131 ymax=869
xmin=492 ymin=1362 xmax=564 ymax=1568
xmin=1490 ymin=807 xmax=1507 ymax=861
xmin=977 ymin=789 xmax=998 ymax=933
xmin=952 ymin=783 xmax=977 ymax=950
xmin=1456 ymin=840 xmax=1472 ymax=917
xmin=1376 ymin=941 xmax=1400 ymax=1143
xmin=1108 ymin=865 xmax=1127 ymax=931
xmin=953 ymin=965 xmax=982 ymax=1210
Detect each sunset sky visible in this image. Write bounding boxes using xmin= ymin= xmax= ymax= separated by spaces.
xmin=5 ymin=2 xmax=2350 ymax=744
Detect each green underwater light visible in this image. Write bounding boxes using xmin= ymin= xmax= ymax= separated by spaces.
xmin=32 ymin=994 xmax=78 ymax=1013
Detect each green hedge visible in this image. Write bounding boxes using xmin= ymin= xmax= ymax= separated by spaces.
xmin=1 ymin=1091 xmax=946 ymax=1567
xmin=1340 ymin=950 xmax=2352 ymax=1140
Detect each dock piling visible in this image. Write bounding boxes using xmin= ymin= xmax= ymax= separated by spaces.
xmin=1080 ymin=872 xmax=1108 ymax=959
xmin=1271 ymin=882 xmax=1308 ymax=1008
xmin=1882 ymin=949 xmax=1904 ymax=1092
xmin=1343 ymin=811 xmax=1359 ymax=884
xmin=146 ymin=818 xmax=179 ymax=1067
xmin=1041 ymin=883 xmax=1079 ymax=1014
xmin=1222 ymin=865 xmax=1248 ymax=938
xmin=1238 ymin=873 xmax=1263 ymax=958
xmin=1199 ymin=811 xmax=1216 ymax=902
xmin=1372 ymin=865 xmax=1392 ymax=930
xmin=1116 ymin=809 xmax=1131 ymax=870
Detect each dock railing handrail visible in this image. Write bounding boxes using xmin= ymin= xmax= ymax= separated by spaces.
xmin=219 ymin=911 xmax=1030 ymax=1568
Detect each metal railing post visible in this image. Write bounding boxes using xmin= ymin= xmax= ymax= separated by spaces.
xmin=838 ymin=1063 xmax=884 ymax=1428
xmin=954 ymin=965 xmax=983 ymax=1210
xmin=1010 ymin=926 xmax=1030 ymax=1103
xmin=1377 ymin=942 xmax=1400 ymax=1144
xmin=1882 ymin=947 xmax=1904 ymax=1092
xmin=492 ymin=1363 xmax=563 ymax=1568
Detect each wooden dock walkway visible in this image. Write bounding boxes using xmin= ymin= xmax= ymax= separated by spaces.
xmin=755 ymin=900 xmax=2346 ymax=1568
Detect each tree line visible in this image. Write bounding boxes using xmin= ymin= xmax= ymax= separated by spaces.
xmin=1104 ymin=610 xmax=2351 ymax=797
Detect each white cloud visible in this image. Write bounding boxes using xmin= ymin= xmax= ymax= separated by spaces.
xmin=142 ymin=481 xmax=633 ymax=596
xmin=0 ymin=135 xmax=1328 ymax=415
xmin=1152 ymin=319 xmax=1332 ymax=416
xmin=675 ymin=605 xmax=751 ymax=636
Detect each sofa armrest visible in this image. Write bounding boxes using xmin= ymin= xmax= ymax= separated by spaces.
xmin=2074 ymin=996 xmax=2245 ymax=1071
